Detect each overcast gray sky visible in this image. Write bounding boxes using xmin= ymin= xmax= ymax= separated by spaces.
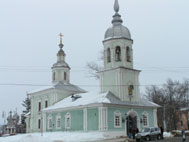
xmin=0 ymin=0 xmax=189 ymax=124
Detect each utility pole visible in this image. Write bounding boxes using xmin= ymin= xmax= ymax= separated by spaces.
xmin=163 ymin=105 xmax=167 ymax=131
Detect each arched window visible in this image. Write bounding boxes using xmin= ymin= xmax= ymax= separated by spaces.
xmin=115 ymin=46 xmax=121 ymax=61
xmin=53 ymin=72 xmax=56 ymax=81
xmin=45 ymin=100 xmax=48 ymax=108
xmin=38 ymin=119 xmax=41 ymax=129
xmin=142 ymin=112 xmax=149 ymax=127
xmin=65 ymin=112 xmax=71 ymax=129
xmin=56 ymin=114 xmax=61 ymax=129
xmin=38 ymin=101 xmax=41 ymax=112
xmin=48 ymin=115 xmax=52 ymax=129
xmin=64 ymin=72 xmax=66 ymax=81
xmin=107 ymin=48 xmax=111 ymax=63
xmin=126 ymin=47 xmax=131 ymax=62
xmin=114 ymin=111 xmax=122 ymax=128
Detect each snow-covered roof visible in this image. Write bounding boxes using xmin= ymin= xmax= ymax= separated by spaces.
xmin=43 ymin=91 xmax=160 ymax=112
xmin=28 ymin=82 xmax=86 ymax=94
xmin=43 ymin=92 xmax=110 ymax=111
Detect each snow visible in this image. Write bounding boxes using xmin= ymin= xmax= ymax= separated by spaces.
xmin=28 ymin=85 xmax=53 ymax=94
xmin=0 ymin=132 xmax=113 ymax=142
xmin=28 ymin=82 xmax=86 ymax=95
xmin=44 ymin=92 xmax=110 ymax=111
xmin=163 ymin=132 xmax=173 ymax=138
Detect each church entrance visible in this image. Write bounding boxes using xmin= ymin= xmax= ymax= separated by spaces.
xmin=126 ymin=111 xmax=138 ymax=137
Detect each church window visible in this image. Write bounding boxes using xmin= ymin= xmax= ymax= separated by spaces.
xmin=107 ymin=48 xmax=111 ymax=63
xmin=38 ymin=102 xmax=41 ymax=112
xmin=56 ymin=115 xmax=61 ymax=129
xmin=48 ymin=116 xmax=52 ymax=129
xmin=115 ymin=46 xmax=121 ymax=62
xmin=53 ymin=72 xmax=56 ymax=81
xmin=38 ymin=119 xmax=41 ymax=129
xmin=126 ymin=47 xmax=131 ymax=62
xmin=65 ymin=112 xmax=71 ymax=129
xmin=142 ymin=112 xmax=149 ymax=127
xmin=114 ymin=111 xmax=122 ymax=128
xmin=64 ymin=72 xmax=66 ymax=81
xmin=45 ymin=100 xmax=48 ymax=108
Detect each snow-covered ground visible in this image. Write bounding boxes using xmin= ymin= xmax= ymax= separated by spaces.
xmin=163 ymin=132 xmax=173 ymax=138
xmin=0 ymin=132 xmax=116 ymax=142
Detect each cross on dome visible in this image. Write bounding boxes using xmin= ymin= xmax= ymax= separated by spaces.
xmin=59 ymin=32 xmax=64 ymax=49
xmin=59 ymin=33 xmax=63 ymax=44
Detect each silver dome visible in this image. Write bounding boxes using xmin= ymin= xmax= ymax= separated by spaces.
xmin=105 ymin=25 xmax=131 ymax=40
xmin=104 ymin=0 xmax=131 ymax=40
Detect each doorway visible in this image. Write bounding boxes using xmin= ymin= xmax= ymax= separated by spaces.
xmin=126 ymin=110 xmax=138 ymax=136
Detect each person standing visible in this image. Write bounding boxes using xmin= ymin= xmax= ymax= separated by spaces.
xmin=160 ymin=126 xmax=164 ymax=140
xmin=181 ymin=128 xmax=186 ymax=142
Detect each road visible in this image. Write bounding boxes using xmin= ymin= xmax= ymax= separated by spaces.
xmin=97 ymin=136 xmax=189 ymax=142
xmin=149 ymin=136 xmax=188 ymax=142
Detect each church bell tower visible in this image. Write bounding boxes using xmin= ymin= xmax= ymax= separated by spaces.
xmin=99 ymin=0 xmax=141 ymax=102
xmin=51 ymin=33 xmax=70 ymax=84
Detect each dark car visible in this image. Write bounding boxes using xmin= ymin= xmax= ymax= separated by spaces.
xmin=135 ymin=127 xmax=161 ymax=141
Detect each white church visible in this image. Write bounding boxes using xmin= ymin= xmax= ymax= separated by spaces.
xmin=25 ymin=0 xmax=160 ymax=137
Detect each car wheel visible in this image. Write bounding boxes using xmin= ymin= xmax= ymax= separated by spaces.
xmin=146 ymin=136 xmax=150 ymax=141
xmin=136 ymin=139 xmax=140 ymax=142
xmin=157 ymin=134 xmax=161 ymax=140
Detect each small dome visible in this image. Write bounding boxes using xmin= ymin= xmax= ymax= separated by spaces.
xmin=52 ymin=62 xmax=70 ymax=69
xmin=13 ymin=113 xmax=19 ymax=120
xmin=104 ymin=25 xmax=131 ymax=40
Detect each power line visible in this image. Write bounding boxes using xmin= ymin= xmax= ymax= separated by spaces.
xmin=0 ymin=83 xmax=172 ymax=87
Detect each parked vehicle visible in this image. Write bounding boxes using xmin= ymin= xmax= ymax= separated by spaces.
xmin=135 ymin=127 xmax=161 ymax=141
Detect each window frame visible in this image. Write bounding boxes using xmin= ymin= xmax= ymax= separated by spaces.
xmin=107 ymin=48 xmax=111 ymax=63
xmin=65 ymin=112 xmax=71 ymax=129
xmin=114 ymin=111 xmax=122 ymax=128
xmin=45 ymin=100 xmax=48 ymax=108
xmin=142 ymin=112 xmax=149 ymax=127
xmin=64 ymin=72 xmax=66 ymax=81
xmin=56 ymin=114 xmax=61 ymax=129
xmin=126 ymin=46 xmax=131 ymax=62
xmin=38 ymin=118 xmax=41 ymax=129
xmin=53 ymin=72 xmax=56 ymax=81
xmin=115 ymin=46 xmax=121 ymax=62
xmin=48 ymin=116 xmax=53 ymax=130
xmin=38 ymin=101 xmax=41 ymax=112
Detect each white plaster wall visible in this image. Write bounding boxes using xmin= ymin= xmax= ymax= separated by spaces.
xmin=100 ymin=68 xmax=140 ymax=102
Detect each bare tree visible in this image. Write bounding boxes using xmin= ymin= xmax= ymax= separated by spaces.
xmin=86 ymin=50 xmax=104 ymax=79
xmin=145 ymin=79 xmax=189 ymax=131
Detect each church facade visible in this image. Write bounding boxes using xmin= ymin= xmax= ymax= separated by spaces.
xmin=26 ymin=0 xmax=159 ymax=137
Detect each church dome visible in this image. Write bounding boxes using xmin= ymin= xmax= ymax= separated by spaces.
xmin=52 ymin=61 xmax=70 ymax=69
xmin=104 ymin=0 xmax=131 ymax=40
xmin=105 ymin=25 xmax=131 ymax=40
xmin=13 ymin=113 xmax=19 ymax=120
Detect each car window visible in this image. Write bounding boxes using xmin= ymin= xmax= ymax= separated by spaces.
xmin=142 ymin=128 xmax=150 ymax=132
xmin=155 ymin=128 xmax=159 ymax=131
xmin=150 ymin=128 xmax=155 ymax=132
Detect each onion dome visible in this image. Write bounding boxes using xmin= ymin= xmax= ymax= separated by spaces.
xmin=52 ymin=33 xmax=70 ymax=69
xmin=104 ymin=0 xmax=131 ymax=40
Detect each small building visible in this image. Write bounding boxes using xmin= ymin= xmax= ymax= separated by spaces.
xmin=177 ymin=107 xmax=189 ymax=130
xmin=26 ymin=0 xmax=160 ymax=137
xmin=4 ymin=111 xmax=25 ymax=135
